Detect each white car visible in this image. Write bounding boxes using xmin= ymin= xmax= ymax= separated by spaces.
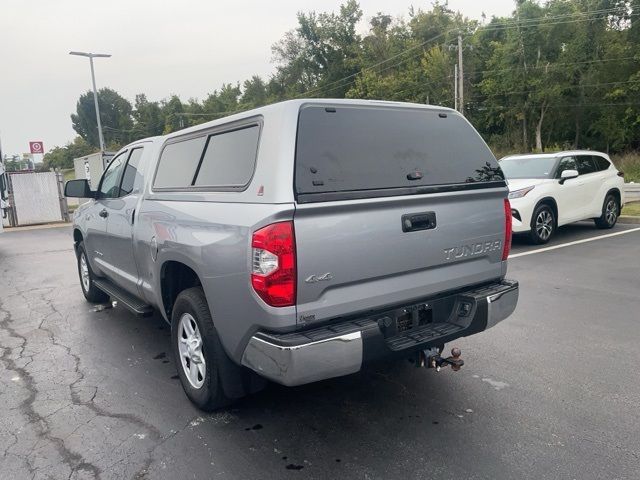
xmin=501 ymin=151 xmax=625 ymax=244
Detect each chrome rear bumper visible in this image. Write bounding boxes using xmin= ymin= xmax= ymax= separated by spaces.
xmin=241 ymin=280 xmax=518 ymax=386
xmin=241 ymin=331 xmax=363 ymax=387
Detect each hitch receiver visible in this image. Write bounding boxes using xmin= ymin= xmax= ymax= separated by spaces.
xmin=418 ymin=347 xmax=464 ymax=372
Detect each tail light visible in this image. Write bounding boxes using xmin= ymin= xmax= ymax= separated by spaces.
xmin=502 ymin=198 xmax=512 ymax=261
xmin=251 ymin=221 xmax=296 ymax=307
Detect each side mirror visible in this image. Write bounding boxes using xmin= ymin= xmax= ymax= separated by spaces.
xmin=64 ymin=179 xmax=96 ymax=198
xmin=559 ymin=169 xmax=579 ymax=184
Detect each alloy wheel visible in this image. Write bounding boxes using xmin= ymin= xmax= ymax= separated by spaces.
xmin=535 ymin=210 xmax=553 ymax=241
xmin=605 ymin=199 xmax=617 ymax=226
xmin=80 ymin=253 xmax=90 ymax=292
xmin=178 ymin=313 xmax=206 ymax=389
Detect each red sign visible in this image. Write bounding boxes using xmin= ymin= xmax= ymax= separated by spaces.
xmin=29 ymin=141 xmax=44 ymax=154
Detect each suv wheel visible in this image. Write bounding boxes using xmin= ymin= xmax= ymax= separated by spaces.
xmin=594 ymin=194 xmax=619 ymax=229
xmin=529 ymin=204 xmax=555 ymax=244
xmin=171 ymin=287 xmax=235 ymax=411
xmin=76 ymin=242 xmax=109 ymax=303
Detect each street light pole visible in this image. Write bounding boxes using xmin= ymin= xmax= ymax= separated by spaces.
xmin=69 ymin=51 xmax=111 ymax=152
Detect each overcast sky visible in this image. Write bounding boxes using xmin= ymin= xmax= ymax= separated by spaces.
xmin=0 ymin=0 xmax=514 ymax=156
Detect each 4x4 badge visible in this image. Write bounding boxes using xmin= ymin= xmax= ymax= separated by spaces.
xmin=305 ymin=273 xmax=333 ymax=283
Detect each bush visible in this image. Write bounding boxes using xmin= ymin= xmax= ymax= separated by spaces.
xmin=611 ymin=152 xmax=640 ymax=183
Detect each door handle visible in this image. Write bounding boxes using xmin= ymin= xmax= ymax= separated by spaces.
xmin=99 ymin=209 xmax=109 ymax=218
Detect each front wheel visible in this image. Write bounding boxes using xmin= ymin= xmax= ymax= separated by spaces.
xmin=594 ymin=194 xmax=619 ymax=229
xmin=76 ymin=242 xmax=109 ymax=303
xmin=528 ymin=204 xmax=556 ymax=244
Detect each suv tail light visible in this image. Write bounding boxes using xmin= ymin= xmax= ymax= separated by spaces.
xmin=502 ymin=198 xmax=512 ymax=261
xmin=251 ymin=221 xmax=296 ymax=307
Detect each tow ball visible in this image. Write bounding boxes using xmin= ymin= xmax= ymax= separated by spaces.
xmin=417 ymin=347 xmax=464 ymax=372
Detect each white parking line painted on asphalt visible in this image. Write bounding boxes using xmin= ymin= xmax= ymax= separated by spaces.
xmin=509 ymin=227 xmax=640 ymax=259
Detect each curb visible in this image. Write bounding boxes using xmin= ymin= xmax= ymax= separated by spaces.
xmin=2 ymin=222 xmax=72 ymax=232
xmin=618 ymin=216 xmax=640 ymax=225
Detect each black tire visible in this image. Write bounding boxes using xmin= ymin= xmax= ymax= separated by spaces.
xmin=76 ymin=242 xmax=109 ymax=303
xmin=171 ymin=287 xmax=237 ymax=411
xmin=594 ymin=194 xmax=619 ymax=229
xmin=528 ymin=204 xmax=556 ymax=245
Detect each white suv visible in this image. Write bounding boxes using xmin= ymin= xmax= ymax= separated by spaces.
xmin=501 ymin=151 xmax=625 ymax=244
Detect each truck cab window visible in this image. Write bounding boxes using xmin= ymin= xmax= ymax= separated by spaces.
xmin=98 ymin=153 xmax=127 ymax=199
xmin=120 ymin=147 xmax=144 ymax=196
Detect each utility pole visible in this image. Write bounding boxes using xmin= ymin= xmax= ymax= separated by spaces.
xmin=454 ymin=64 xmax=458 ymax=111
xmin=457 ymin=35 xmax=464 ymax=115
xmin=69 ymin=51 xmax=111 ymax=152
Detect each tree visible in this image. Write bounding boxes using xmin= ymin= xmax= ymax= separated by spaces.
xmin=132 ymin=94 xmax=165 ymax=139
xmin=272 ymin=0 xmax=363 ymax=98
xmin=42 ymin=137 xmax=94 ymax=170
xmin=161 ymin=95 xmax=185 ymax=134
xmin=240 ymin=76 xmax=268 ymax=109
xmin=58 ymin=1 xmax=640 ymax=157
xmin=71 ymin=88 xmax=134 ymax=148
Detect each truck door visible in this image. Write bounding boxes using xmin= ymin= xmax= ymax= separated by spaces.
xmin=86 ymin=151 xmax=128 ymax=275
xmin=101 ymin=146 xmax=146 ymax=296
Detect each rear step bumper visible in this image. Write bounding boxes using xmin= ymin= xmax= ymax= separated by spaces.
xmin=241 ymin=279 xmax=519 ymax=386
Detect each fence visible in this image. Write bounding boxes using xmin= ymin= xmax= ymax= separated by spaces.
xmin=624 ymin=183 xmax=640 ymax=202
xmin=5 ymin=171 xmax=69 ymax=227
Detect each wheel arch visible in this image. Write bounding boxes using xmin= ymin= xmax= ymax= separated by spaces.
xmin=73 ymin=228 xmax=83 ymax=253
xmin=160 ymin=260 xmax=203 ymax=319
xmin=605 ymin=188 xmax=622 ymax=214
xmin=532 ymin=197 xmax=558 ymax=225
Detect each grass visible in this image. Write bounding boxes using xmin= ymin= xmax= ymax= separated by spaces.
xmin=622 ymin=201 xmax=640 ymax=217
xmin=62 ymin=168 xmax=75 ymax=183
xmin=611 ymin=152 xmax=640 ymax=183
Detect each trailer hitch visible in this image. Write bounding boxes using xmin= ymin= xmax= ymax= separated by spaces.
xmin=418 ymin=347 xmax=464 ymax=372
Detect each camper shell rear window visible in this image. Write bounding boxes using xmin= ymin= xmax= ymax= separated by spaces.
xmin=294 ymin=104 xmax=505 ymax=203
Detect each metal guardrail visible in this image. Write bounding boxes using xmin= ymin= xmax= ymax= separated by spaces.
xmin=625 ymin=183 xmax=640 ymax=202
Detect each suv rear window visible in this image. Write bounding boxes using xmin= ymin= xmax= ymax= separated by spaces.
xmin=592 ymin=155 xmax=610 ymax=171
xmin=295 ymin=105 xmax=504 ymax=201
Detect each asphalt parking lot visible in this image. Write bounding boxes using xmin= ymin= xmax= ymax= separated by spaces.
xmin=1 ymin=223 xmax=639 ymax=480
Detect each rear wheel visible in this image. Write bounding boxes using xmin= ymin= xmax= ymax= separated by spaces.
xmin=76 ymin=242 xmax=109 ymax=303
xmin=528 ymin=204 xmax=555 ymax=245
xmin=171 ymin=287 xmax=236 ymax=411
xmin=594 ymin=194 xmax=619 ymax=229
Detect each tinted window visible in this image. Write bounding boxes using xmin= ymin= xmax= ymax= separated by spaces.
xmin=576 ymin=156 xmax=596 ymax=175
xmin=295 ymin=105 xmax=503 ymax=197
xmin=99 ymin=153 xmax=126 ymax=198
xmin=500 ymin=156 xmax=557 ymax=179
xmin=194 ymin=125 xmax=259 ymax=187
xmin=0 ymin=173 xmax=7 ymax=200
xmin=120 ymin=147 xmax=144 ymax=196
xmin=592 ymin=155 xmax=610 ymax=171
xmin=154 ymin=136 xmax=207 ymax=188
xmin=555 ymin=156 xmax=577 ymax=178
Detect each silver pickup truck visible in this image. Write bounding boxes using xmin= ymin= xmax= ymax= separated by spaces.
xmin=65 ymin=99 xmax=519 ymax=410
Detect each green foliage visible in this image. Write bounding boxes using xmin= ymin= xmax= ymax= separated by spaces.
xmin=611 ymin=152 xmax=640 ymax=182
xmin=71 ymin=88 xmax=134 ymax=148
xmin=42 ymin=137 xmax=94 ymax=170
xmin=52 ymin=0 xmax=640 ymax=165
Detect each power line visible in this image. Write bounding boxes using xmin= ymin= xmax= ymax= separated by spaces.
xmin=299 ymin=9 xmax=639 ymax=99
xmin=466 ymin=56 xmax=639 ymax=79
xmin=471 ymin=79 xmax=640 ymax=99
xmin=468 ymin=101 xmax=640 ymax=109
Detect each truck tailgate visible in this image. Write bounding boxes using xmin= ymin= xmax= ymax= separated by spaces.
xmin=294 ymin=189 xmax=506 ymax=325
